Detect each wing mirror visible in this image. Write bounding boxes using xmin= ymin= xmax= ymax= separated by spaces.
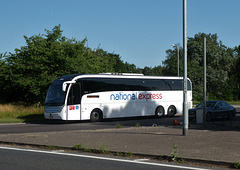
xmin=62 ymin=81 xmax=76 ymax=91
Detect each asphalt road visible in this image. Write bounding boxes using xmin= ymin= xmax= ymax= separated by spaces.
xmin=0 ymin=115 xmax=181 ymax=134
xmin=0 ymin=107 xmax=239 ymax=134
xmin=0 ymin=146 xmax=208 ymax=170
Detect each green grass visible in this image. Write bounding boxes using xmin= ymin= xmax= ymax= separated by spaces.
xmin=171 ymin=144 xmax=178 ymax=161
xmin=99 ymin=143 xmax=109 ymax=154
xmin=74 ymin=144 xmax=83 ymax=149
xmin=227 ymin=101 xmax=240 ymax=105
xmin=135 ymin=123 xmax=141 ymax=127
xmin=0 ymin=104 xmax=44 ymax=123
xmin=116 ymin=123 xmax=123 ymax=128
xmin=124 ymin=152 xmax=133 ymax=157
xmin=233 ymin=162 xmax=240 ymax=169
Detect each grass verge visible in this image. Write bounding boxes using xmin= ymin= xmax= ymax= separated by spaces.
xmin=0 ymin=104 xmax=44 ymax=123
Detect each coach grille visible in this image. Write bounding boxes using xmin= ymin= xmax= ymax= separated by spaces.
xmin=45 ymin=106 xmax=63 ymax=113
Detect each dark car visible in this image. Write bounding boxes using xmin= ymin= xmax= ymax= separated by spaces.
xmin=189 ymin=101 xmax=236 ymax=122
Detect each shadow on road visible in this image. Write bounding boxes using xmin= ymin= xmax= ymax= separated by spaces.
xmin=19 ymin=111 xmax=240 ymax=132
xmin=188 ymin=112 xmax=240 ymax=132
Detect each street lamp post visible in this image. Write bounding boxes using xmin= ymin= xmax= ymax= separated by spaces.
xmin=183 ymin=0 xmax=188 ymax=136
xmin=172 ymin=44 xmax=180 ymax=77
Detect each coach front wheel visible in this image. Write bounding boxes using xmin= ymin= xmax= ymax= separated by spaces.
xmin=90 ymin=109 xmax=103 ymax=122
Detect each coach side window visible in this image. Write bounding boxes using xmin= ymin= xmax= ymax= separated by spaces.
xmin=151 ymin=80 xmax=170 ymax=91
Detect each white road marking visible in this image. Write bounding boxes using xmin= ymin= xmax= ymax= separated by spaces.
xmin=0 ymin=146 xmax=209 ymax=170
xmin=133 ymin=158 xmax=150 ymax=162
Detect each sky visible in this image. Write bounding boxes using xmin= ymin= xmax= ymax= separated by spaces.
xmin=1 ymin=0 xmax=240 ymax=68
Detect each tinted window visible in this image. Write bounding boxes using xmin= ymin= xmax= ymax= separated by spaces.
xmin=222 ymin=101 xmax=228 ymax=107
xmin=82 ymin=79 xmax=113 ymax=94
xmin=67 ymin=83 xmax=81 ymax=105
xmin=216 ymin=102 xmax=222 ymax=107
xmin=150 ymin=79 xmax=171 ymax=90
xmin=206 ymin=101 xmax=217 ymax=107
xmin=45 ymin=84 xmax=67 ymax=106
xmin=82 ymin=78 xmax=150 ymax=93
xmin=164 ymin=79 xmax=182 ymax=90
xmin=164 ymin=79 xmax=191 ymax=90
xmin=81 ymin=78 xmax=191 ymax=93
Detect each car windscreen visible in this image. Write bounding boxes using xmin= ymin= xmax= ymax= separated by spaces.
xmin=197 ymin=101 xmax=217 ymax=108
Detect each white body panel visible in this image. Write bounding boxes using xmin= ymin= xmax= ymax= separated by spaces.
xmin=79 ymin=90 xmax=191 ymax=120
xmin=67 ymin=104 xmax=81 ymax=120
xmin=44 ymin=74 xmax=192 ymax=121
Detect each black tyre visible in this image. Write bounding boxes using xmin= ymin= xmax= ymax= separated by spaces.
xmin=206 ymin=112 xmax=212 ymax=122
xmin=155 ymin=106 xmax=165 ymax=117
xmin=167 ymin=105 xmax=176 ymax=117
xmin=90 ymin=109 xmax=103 ymax=122
xmin=228 ymin=111 xmax=235 ymax=120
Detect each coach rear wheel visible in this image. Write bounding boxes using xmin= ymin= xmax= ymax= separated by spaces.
xmin=167 ymin=105 xmax=176 ymax=117
xmin=155 ymin=106 xmax=165 ymax=117
xmin=90 ymin=109 xmax=103 ymax=122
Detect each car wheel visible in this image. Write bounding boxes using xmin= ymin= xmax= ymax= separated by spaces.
xmin=90 ymin=109 xmax=103 ymax=122
xmin=167 ymin=105 xmax=176 ymax=117
xmin=228 ymin=111 xmax=235 ymax=120
xmin=206 ymin=112 xmax=212 ymax=122
xmin=155 ymin=106 xmax=164 ymax=117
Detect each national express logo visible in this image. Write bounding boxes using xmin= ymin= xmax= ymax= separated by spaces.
xmin=69 ymin=105 xmax=79 ymax=110
xmin=110 ymin=92 xmax=162 ymax=101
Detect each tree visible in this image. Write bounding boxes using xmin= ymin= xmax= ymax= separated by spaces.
xmin=2 ymin=25 xmax=87 ymax=103
xmin=0 ymin=25 xmax=140 ymax=104
xmin=188 ymin=33 xmax=235 ymax=100
xmin=142 ymin=65 xmax=163 ymax=76
xmin=232 ymin=45 xmax=240 ymax=99
xmin=162 ymin=47 xmax=183 ymax=76
xmin=163 ymin=33 xmax=236 ymax=101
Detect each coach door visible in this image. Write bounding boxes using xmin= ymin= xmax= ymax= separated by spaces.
xmin=67 ymin=83 xmax=81 ymax=120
